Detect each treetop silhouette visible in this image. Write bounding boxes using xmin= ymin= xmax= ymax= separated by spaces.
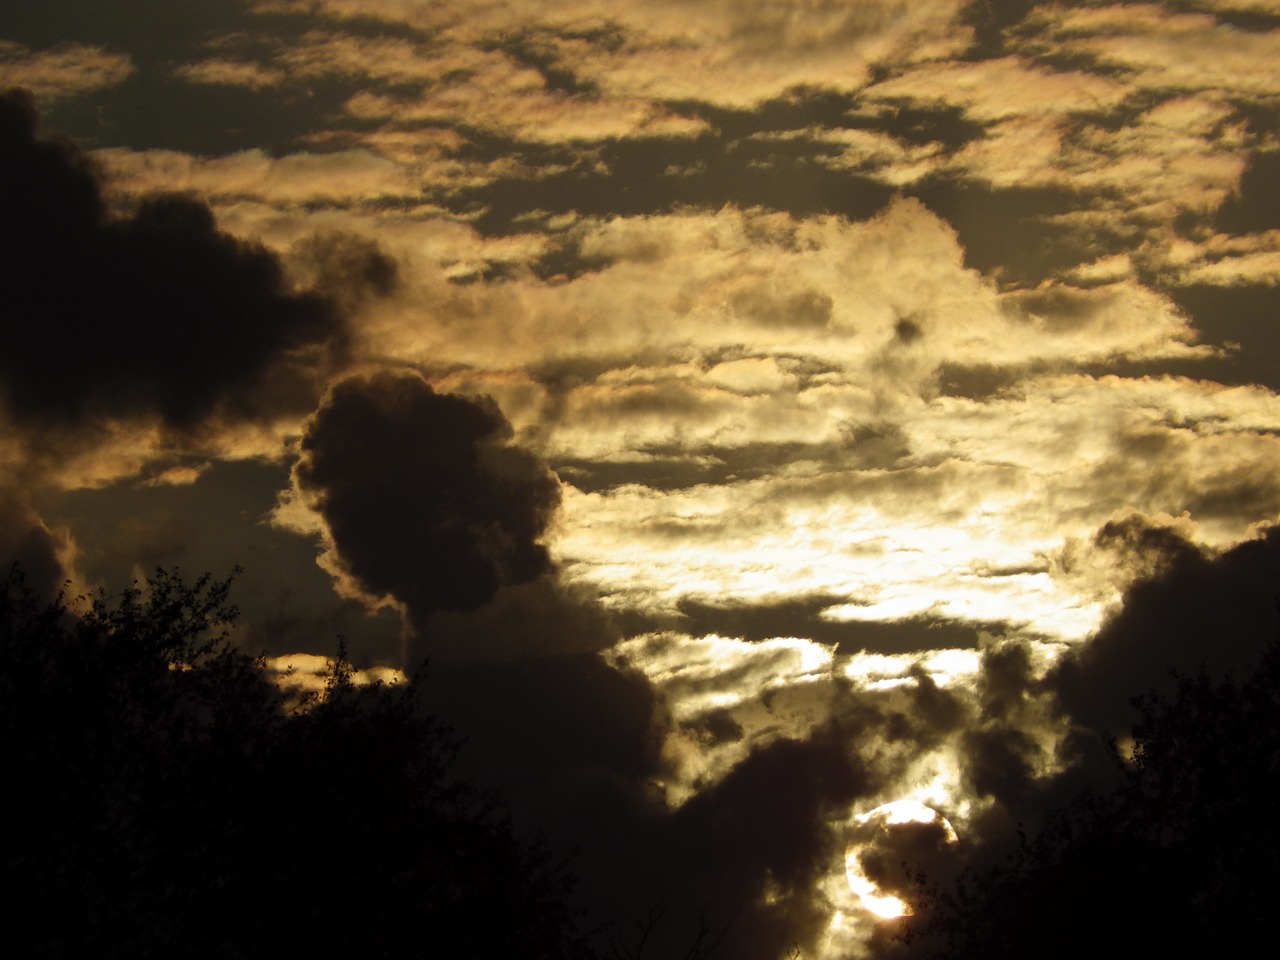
xmin=1 ymin=565 xmax=596 ymax=960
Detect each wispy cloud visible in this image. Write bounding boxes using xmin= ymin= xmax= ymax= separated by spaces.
xmin=0 ymin=40 xmax=132 ymax=102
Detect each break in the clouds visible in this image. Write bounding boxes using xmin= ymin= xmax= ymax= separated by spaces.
xmin=6 ymin=1 xmax=1280 ymax=957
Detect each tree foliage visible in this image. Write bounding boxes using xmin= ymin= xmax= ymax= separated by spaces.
xmin=1 ymin=565 xmax=595 ymax=959
xmin=906 ymin=636 xmax=1280 ymax=960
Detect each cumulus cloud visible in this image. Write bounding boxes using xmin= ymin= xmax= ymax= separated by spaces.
xmin=292 ymin=369 xmax=561 ymax=633
xmin=276 ymin=358 xmax=943 ymax=959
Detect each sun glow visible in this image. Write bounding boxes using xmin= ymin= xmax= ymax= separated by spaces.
xmin=555 ymin=482 xmax=1114 ymax=643
xmin=845 ymin=800 xmax=959 ymax=919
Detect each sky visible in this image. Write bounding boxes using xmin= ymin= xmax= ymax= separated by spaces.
xmin=3 ymin=0 xmax=1280 ymax=956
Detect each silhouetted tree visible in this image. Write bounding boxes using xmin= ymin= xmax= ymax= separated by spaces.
xmin=905 ymin=636 xmax=1280 ymax=960
xmin=1 ymin=565 xmax=597 ymax=959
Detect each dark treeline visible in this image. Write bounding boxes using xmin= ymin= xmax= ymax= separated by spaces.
xmin=7 ymin=558 xmax=1280 ymax=959
xmin=1 ymin=566 xmax=595 ymax=960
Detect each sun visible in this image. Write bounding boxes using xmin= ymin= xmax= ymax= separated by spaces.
xmin=845 ymin=800 xmax=959 ymax=919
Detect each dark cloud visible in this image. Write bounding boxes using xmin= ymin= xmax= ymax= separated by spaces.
xmin=0 ymin=88 xmax=371 ymax=432
xmin=973 ymin=637 xmax=1036 ymax=722
xmin=287 ymin=368 xmax=680 ymax=954
xmin=287 ymin=231 xmax=397 ymax=316
xmin=854 ymin=814 xmax=961 ymax=907
xmin=1091 ymin=510 xmax=1207 ymax=582
xmin=416 ymin=576 xmax=619 ymax=661
xmin=894 ymin=317 xmax=924 ymax=344
xmin=424 ymin=652 xmax=666 ymax=809
xmin=457 ymin=708 xmax=875 ymax=960
xmin=295 ymin=370 xmax=561 ymax=630
xmin=646 ymin=724 xmax=870 ymax=960
xmin=902 ymin=667 xmax=968 ymax=743
xmin=1048 ymin=522 xmax=1280 ymax=733
xmin=959 ymin=724 xmax=1041 ymax=806
xmin=286 ymin=370 xmax=684 ymax=959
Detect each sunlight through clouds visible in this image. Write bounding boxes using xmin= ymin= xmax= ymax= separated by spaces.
xmin=6 ymin=0 xmax=1280 ymax=956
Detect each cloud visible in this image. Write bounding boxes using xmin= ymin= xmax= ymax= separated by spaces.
xmin=0 ymin=89 xmax=367 ymax=434
xmin=279 ymin=367 xmax=692 ymax=957
xmin=652 ymin=723 xmax=871 ymax=960
xmin=372 ymin=200 xmax=1202 ymax=413
xmin=173 ymin=57 xmax=286 ymax=90
xmin=276 ymin=361 xmax=951 ymax=959
xmin=97 ymin=146 xmax=419 ymax=207
xmin=292 ymin=369 xmax=562 ymax=634
xmin=240 ymin=197 xmax=1280 ymax=663
xmin=867 ymin=56 xmax=1129 ymax=124
xmin=0 ymin=40 xmax=133 ymax=102
xmin=251 ymin=0 xmax=971 ymax=106
xmin=1048 ymin=521 xmax=1280 ymax=734
xmin=892 ymin=518 xmax=1280 ymax=924
xmin=1033 ymin=5 xmax=1280 ymax=99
